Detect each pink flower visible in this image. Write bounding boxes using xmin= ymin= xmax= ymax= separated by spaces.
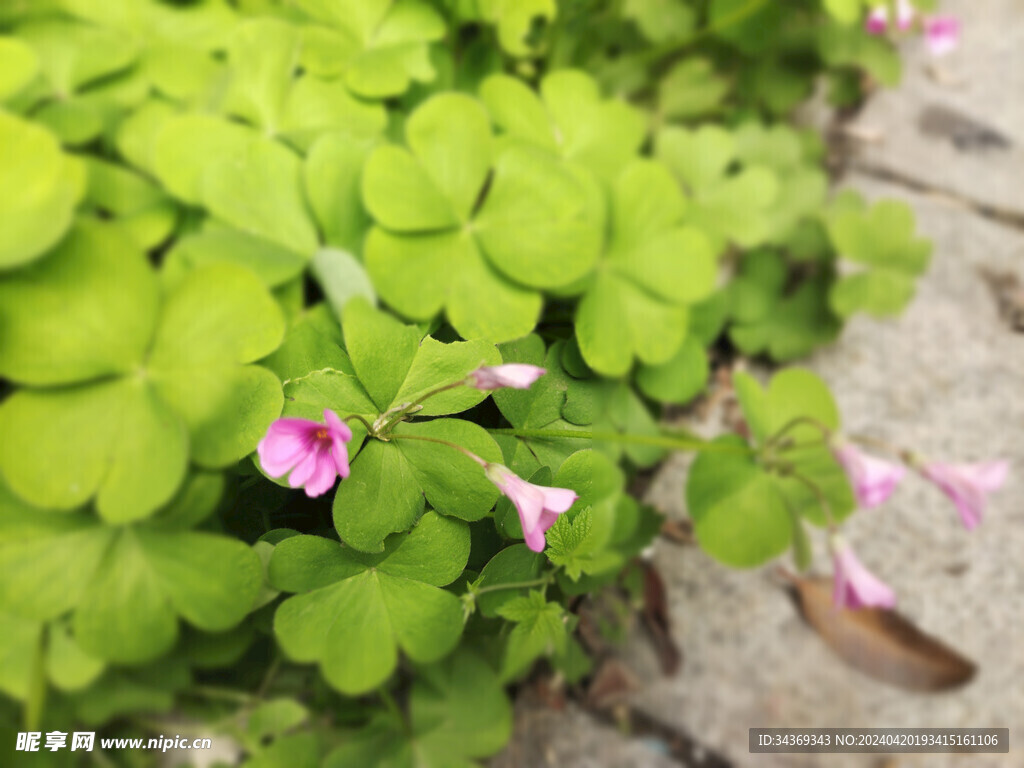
xmin=865 ymin=0 xmax=914 ymax=34
xmin=485 ymin=463 xmax=577 ymax=552
xmin=920 ymin=460 xmax=1009 ymax=530
xmin=257 ymin=410 xmax=352 ymax=497
xmin=469 ymin=364 xmax=546 ymax=391
xmin=832 ymin=442 xmax=906 ymax=509
xmin=924 ymin=16 xmax=960 ymax=56
xmin=830 ymin=536 xmax=897 ymax=610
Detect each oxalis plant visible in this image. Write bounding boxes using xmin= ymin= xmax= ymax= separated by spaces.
xmin=0 ymin=0 xmax=1004 ymax=765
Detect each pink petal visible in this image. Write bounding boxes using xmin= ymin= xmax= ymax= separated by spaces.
xmin=324 ymin=409 xmax=353 ymax=442
xmin=965 ymin=460 xmax=1009 ymax=491
xmin=257 ymin=419 xmax=320 ymax=477
xmin=331 ymin=435 xmax=351 ymax=479
xmin=540 ymin=486 xmax=578 ymax=514
xmin=523 ymin=522 xmax=548 ymax=552
xmin=895 ymin=0 xmax=915 ymax=30
xmin=924 ymin=16 xmax=960 ymax=56
xmin=287 ymin=449 xmax=321 ymax=490
xmin=832 ymin=543 xmax=896 ymax=609
xmin=833 ymin=443 xmax=905 ymax=509
xmin=470 ymin=364 xmax=547 ymax=390
xmin=508 ymin=478 xmax=547 ymax=534
xmin=865 ymin=8 xmax=888 ymax=34
xmin=922 ymin=461 xmax=1007 ymax=530
xmin=537 ymin=510 xmax=560 ymax=534
xmin=303 ymin=449 xmax=339 ymax=498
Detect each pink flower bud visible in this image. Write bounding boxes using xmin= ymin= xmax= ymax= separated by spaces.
xmin=832 ymin=441 xmax=906 ymax=509
xmin=830 ymin=535 xmax=897 ymax=610
xmin=484 ymin=463 xmax=577 ymax=552
xmin=257 ymin=410 xmax=352 ymax=497
xmin=468 ymin=364 xmax=546 ymax=391
xmin=919 ymin=460 xmax=1009 ymax=530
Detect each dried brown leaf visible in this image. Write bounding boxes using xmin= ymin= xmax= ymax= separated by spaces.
xmin=791 ymin=576 xmax=977 ymax=692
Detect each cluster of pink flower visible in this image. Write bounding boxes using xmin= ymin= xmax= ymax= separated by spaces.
xmin=829 ymin=441 xmax=1008 ymax=610
xmin=865 ymin=0 xmax=961 ymax=57
xmin=257 ymin=363 xmax=576 ymax=553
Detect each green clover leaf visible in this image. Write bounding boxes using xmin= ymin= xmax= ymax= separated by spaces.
xmin=576 ymin=160 xmax=716 ymax=376
xmin=81 ymin=156 xmax=176 ymax=251
xmin=324 ymin=649 xmax=512 ymax=767
xmin=163 ymin=227 xmax=308 ymax=290
xmin=657 ymin=125 xmax=780 ymax=253
xmin=492 ymin=335 xmax=595 ymax=476
xmin=294 ymin=0 xmax=445 ymax=98
xmin=152 ymin=114 xmax=320 ymax=255
xmin=363 ymin=93 xmax=602 ymax=341
xmin=476 ymin=0 xmax=556 ymax=56
xmin=14 ymin=17 xmax=140 ymax=145
xmin=481 ymin=69 xmax=647 ymax=182
xmin=0 ymin=479 xmax=263 ymax=664
xmin=0 ymin=111 xmax=85 ymax=269
xmin=223 ymin=17 xmax=387 ymax=143
xmin=687 ymin=369 xmax=855 ymax=567
xmin=734 ymin=122 xmax=829 ymax=246
xmin=635 ymin=336 xmax=709 ymax=405
xmin=825 ymin=192 xmax=932 ymax=318
xmin=0 ymin=221 xmax=284 ymax=521
xmin=305 ymin=132 xmax=378 ymax=254
xmin=0 ymin=36 xmax=39 ymax=100
xmin=274 ymin=300 xmax=503 ymax=551
xmin=658 ymin=58 xmax=730 ymax=120
xmin=818 ymin=21 xmax=902 ymax=87
xmin=472 ymin=544 xmax=545 ymax=618
xmin=269 ymin=512 xmax=469 ymax=695
xmin=726 ymin=250 xmax=841 ymax=361
xmin=623 ymin=0 xmax=696 ymax=43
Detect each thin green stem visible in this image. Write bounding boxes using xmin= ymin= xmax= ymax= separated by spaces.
xmin=790 ymin=472 xmax=837 ymax=532
xmin=487 ymin=427 xmax=752 ymax=454
xmin=847 ymin=432 xmax=905 ymax=459
xmin=344 ymin=413 xmax=374 ymax=433
xmin=410 ymin=379 xmax=469 ymax=408
xmin=376 ymin=378 xmax=470 ymax=435
xmin=766 ymin=416 xmax=834 ymax=448
xmin=389 ymin=432 xmax=486 ymax=465
xmin=472 ymin=576 xmax=551 ymax=596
